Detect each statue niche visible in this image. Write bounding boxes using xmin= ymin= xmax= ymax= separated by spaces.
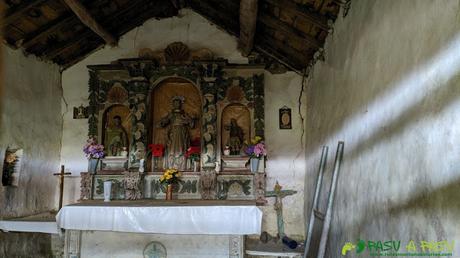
xmin=221 ymin=104 xmax=251 ymax=156
xmin=151 ymin=78 xmax=201 ymax=171
xmin=103 ymin=105 xmax=130 ymax=157
xmin=159 ymin=96 xmax=196 ymax=170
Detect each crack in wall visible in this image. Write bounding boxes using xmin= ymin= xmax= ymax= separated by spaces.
xmin=58 ymin=71 xmax=68 ymax=176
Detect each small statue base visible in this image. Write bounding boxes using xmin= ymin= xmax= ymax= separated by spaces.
xmin=221 ymin=156 xmax=249 ymax=171
xmin=101 ymin=156 xmax=128 ymax=172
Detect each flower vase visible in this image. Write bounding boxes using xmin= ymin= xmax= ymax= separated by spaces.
xmin=166 ymin=184 xmax=173 ymax=200
xmin=88 ymin=158 xmax=99 ymax=174
xmin=103 ymin=181 xmax=112 ymax=202
xmin=250 ymin=158 xmax=260 ymax=173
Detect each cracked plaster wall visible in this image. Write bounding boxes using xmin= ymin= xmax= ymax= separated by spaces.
xmin=0 ymin=47 xmax=62 ymax=218
xmin=305 ymin=0 xmax=460 ymax=256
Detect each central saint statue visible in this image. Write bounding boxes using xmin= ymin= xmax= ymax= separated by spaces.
xmin=159 ymin=96 xmax=196 ymax=170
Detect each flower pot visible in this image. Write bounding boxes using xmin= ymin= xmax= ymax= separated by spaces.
xmin=166 ymin=184 xmax=173 ymax=200
xmin=250 ymin=158 xmax=260 ymax=173
xmin=103 ymin=181 xmax=112 ymax=202
xmin=88 ymin=158 xmax=99 ymax=174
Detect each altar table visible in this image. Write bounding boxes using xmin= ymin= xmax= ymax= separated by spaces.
xmin=56 ymin=200 xmax=263 ymax=258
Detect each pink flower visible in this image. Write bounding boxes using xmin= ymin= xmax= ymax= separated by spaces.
xmin=253 ymin=142 xmax=266 ymax=157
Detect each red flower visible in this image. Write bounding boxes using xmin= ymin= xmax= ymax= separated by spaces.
xmin=185 ymin=146 xmax=200 ymax=158
xmin=149 ymin=144 xmax=165 ymax=157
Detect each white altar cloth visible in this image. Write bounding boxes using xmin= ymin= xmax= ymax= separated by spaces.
xmin=56 ymin=202 xmax=262 ymax=235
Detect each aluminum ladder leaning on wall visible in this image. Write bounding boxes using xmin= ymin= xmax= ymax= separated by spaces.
xmin=303 ymin=141 xmax=345 ymax=258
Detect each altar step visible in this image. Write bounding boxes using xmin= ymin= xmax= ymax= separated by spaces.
xmin=0 ymin=211 xmax=58 ymax=234
xmin=245 ymin=239 xmax=303 ymax=258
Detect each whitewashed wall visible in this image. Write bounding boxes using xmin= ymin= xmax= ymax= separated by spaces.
xmin=0 ymin=48 xmax=62 ymax=218
xmin=305 ymin=0 xmax=460 ymax=256
xmin=61 ymin=9 xmax=305 ymax=238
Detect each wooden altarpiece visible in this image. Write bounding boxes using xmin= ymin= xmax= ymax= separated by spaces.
xmin=80 ymin=42 xmax=266 ymax=204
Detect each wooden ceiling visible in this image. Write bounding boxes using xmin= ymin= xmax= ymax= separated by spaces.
xmin=2 ymin=0 xmax=342 ymax=71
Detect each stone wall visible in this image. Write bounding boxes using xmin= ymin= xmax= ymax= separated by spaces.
xmin=0 ymin=48 xmax=62 ymax=218
xmin=305 ymin=0 xmax=460 ymax=256
xmin=60 ymin=9 xmax=305 ymax=238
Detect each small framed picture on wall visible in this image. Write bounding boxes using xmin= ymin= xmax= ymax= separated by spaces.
xmin=279 ymin=106 xmax=292 ymax=129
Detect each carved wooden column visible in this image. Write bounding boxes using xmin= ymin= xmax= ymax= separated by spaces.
xmin=253 ymin=73 xmax=265 ymax=137
xmin=254 ymin=171 xmax=267 ymax=205
xmin=200 ymin=62 xmax=223 ymax=169
xmin=79 ymin=172 xmax=92 ymax=201
xmin=201 ymin=92 xmax=217 ymax=168
xmin=123 ymin=171 xmax=143 ymax=200
xmin=87 ymin=70 xmax=100 ymax=137
xmin=199 ymin=170 xmax=217 ymax=199
xmin=128 ymin=80 xmax=150 ymax=169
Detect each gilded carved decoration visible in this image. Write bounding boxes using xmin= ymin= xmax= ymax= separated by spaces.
xmin=200 ymin=170 xmax=217 ymax=200
xmin=87 ymin=43 xmax=266 ymax=205
xmin=123 ymin=171 xmax=143 ymax=200
xmin=79 ymin=172 xmax=92 ymax=201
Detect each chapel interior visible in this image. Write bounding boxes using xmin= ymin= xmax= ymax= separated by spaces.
xmin=0 ymin=0 xmax=459 ymax=257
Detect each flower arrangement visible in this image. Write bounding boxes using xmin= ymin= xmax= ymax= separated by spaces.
xmin=185 ymin=146 xmax=200 ymax=161
xmin=159 ymin=168 xmax=181 ymax=185
xmin=2 ymin=151 xmax=18 ymax=186
xmin=83 ymin=137 xmax=105 ymax=159
xmin=245 ymin=136 xmax=267 ymax=159
xmin=149 ymin=144 xmax=165 ymax=157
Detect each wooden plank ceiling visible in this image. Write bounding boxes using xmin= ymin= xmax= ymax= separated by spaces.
xmin=2 ymin=0 xmax=341 ymax=71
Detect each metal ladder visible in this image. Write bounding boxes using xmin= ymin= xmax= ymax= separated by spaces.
xmin=303 ymin=141 xmax=344 ymax=258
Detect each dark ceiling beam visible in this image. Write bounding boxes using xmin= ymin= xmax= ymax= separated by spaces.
xmin=43 ymin=30 xmax=94 ymax=59
xmin=51 ymin=0 xmax=149 ymax=64
xmin=189 ymin=0 xmax=239 ymax=36
xmin=20 ymin=15 xmax=76 ymax=49
xmin=257 ymin=34 xmax=309 ymax=65
xmin=263 ymin=0 xmax=329 ymax=31
xmin=59 ymin=2 xmax=151 ymax=67
xmin=1 ymin=0 xmax=48 ymax=27
xmin=238 ymin=0 xmax=258 ymax=56
xmin=59 ymin=42 xmax=104 ymax=70
xmin=169 ymin=0 xmax=189 ymax=9
xmin=62 ymin=0 xmax=117 ymax=46
xmin=254 ymin=45 xmax=302 ymax=74
xmin=258 ymin=14 xmax=321 ymax=49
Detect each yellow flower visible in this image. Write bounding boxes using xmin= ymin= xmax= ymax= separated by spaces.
xmin=5 ymin=153 xmax=17 ymax=164
xmin=166 ymin=175 xmax=172 ymax=180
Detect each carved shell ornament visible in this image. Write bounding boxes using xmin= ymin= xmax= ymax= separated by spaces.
xmin=138 ymin=42 xmax=214 ymax=64
xmin=164 ymin=42 xmax=191 ymax=63
xmin=107 ymin=83 xmax=128 ymax=103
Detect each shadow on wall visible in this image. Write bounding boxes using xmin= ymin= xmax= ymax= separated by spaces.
xmin=306 ymin=0 xmax=460 ymax=156
xmin=351 ymin=178 xmax=460 ymax=243
xmin=325 ymin=178 xmax=460 ymax=257
xmin=348 ymin=71 xmax=460 ymax=164
xmin=317 ymin=71 xmax=460 ymax=256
